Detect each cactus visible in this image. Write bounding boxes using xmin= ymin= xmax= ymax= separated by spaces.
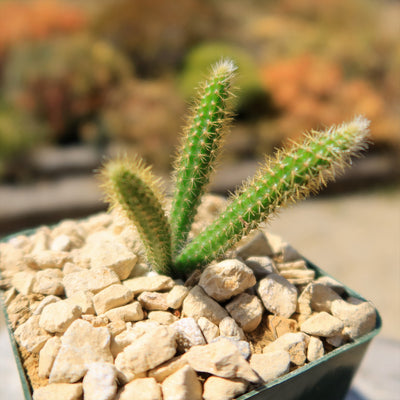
xmin=100 ymin=59 xmax=370 ymax=278
xmin=101 ymin=157 xmax=173 ymax=276
xmin=170 ymin=60 xmax=236 ymax=256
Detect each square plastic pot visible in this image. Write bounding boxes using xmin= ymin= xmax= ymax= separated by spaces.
xmin=0 ymin=229 xmax=381 ymax=400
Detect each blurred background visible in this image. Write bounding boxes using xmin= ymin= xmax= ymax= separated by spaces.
xmin=0 ymin=0 xmax=399 ymax=398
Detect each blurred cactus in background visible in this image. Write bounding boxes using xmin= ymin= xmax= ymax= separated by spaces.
xmin=3 ymin=35 xmax=132 ymax=144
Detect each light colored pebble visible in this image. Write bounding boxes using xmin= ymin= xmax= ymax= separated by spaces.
xmin=51 ymin=235 xmax=72 ymax=252
xmin=33 ymin=383 xmax=83 ymax=400
xmin=249 ymin=351 xmax=290 ymax=382
xmin=226 ymin=293 xmax=263 ymax=332
xmin=219 ymin=317 xmax=246 ymax=340
xmin=211 ymin=337 xmax=251 ymax=360
xmin=138 ymin=291 xmax=169 ymax=311
xmin=82 ymin=362 xmax=118 ymax=400
xmin=181 ymin=285 xmax=228 ymax=325
xmin=166 ymin=285 xmax=189 ymax=309
xmin=25 ymin=250 xmax=72 ymax=270
xmin=266 ymin=315 xmax=298 ymax=338
xmin=116 ymin=377 xmax=162 ymax=400
xmin=81 ymin=314 xmax=109 ymax=327
xmin=11 ymin=270 xmax=36 ymax=295
xmin=105 ymin=301 xmax=144 ymax=323
xmin=39 ymin=300 xmax=82 ymax=333
xmin=148 ymin=311 xmax=179 ymax=325
xmin=33 ymin=295 xmax=61 ymax=315
xmin=301 ymin=312 xmax=344 ymax=337
xmin=235 ymin=231 xmax=274 ymax=259
xmin=171 ymin=317 xmax=206 ymax=352
xmin=66 ymin=291 xmax=95 ymax=315
xmin=326 ymin=335 xmax=344 ymax=348
xmin=185 ymin=338 xmax=259 ymax=383
xmin=63 ymin=267 xmax=120 ymax=297
xmin=257 ymin=273 xmax=297 ymax=318
xmin=123 ymin=275 xmax=174 ymax=295
xmin=38 ymin=336 xmax=62 ymax=378
xmin=49 ymin=319 xmax=113 ymax=383
xmin=310 ymin=283 xmax=342 ymax=313
xmin=245 ymin=256 xmax=277 ymax=277
xmin=263 ymin=332 xmax=308 ymax=366
xmin=279 ymin=269 xmax=316 ymax=285
xmin=32 ymin=268 xmax=64 ymax=296
xmin=307 ymin=336 xmax=325 ymax=362
xmin=162 ymin=365 xmax=202 ymax=400
xmin=92 ymin=284 xmax=133 ymax=315
xmin=14 ymin=315 xmax=51 ymax=353
xmin=148 ymin=355 xmax=189 ymax=382
xmin=199 ymin=259 xmax=256 ymax=302
xmin=203 ymin=376 xmax=248 ymax=400
xmin=197 ymin=317 xmax=219 ymax=343
xmin=277 ymin=260 xmax=307 ymax=271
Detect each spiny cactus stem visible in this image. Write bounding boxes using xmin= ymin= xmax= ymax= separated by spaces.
xmin=175 ymin=117 xmax=369 ymax=272
xmin=170 ymin=60 xmax=236 ymax=257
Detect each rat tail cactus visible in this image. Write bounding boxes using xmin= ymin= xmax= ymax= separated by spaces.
xmin=100 ymin=59 xmax=370 ymax=278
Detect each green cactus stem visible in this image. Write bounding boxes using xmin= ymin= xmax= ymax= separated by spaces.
xmin=175 ymin=116 xmax=370 ymax=272
xmin=170 ymin=59 xmax=236 ymax=256
xmin=101 ymin=157 xmax=173 ymax=275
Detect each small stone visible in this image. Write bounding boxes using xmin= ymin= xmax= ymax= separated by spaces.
xmin=181 ymin=285 xmax=228 ymax=325
xmin=123 ymin=275 xmax=174 ymax=295
xmin=105 ymin=302 xmax=144 ymax=322
xmin=197 ymin=317 xmax=219 ymax=343
xmin=25 ymin=250 xmax=72 ymax=270
xmin=81 ymin=314 xmax=109 ymax=327
xmin=244 ymin=256 xmax=277 ymax=278
xmin=326 ymin=335 xmax=344 ymax=348
xmin=277 ymin=260 xmax=307 ymax=271
xmin=203 ymin=376 xmax=248 ymax=400
xmin=32 ymin=295 xmax=61 ymax=315
xmin=3 ymin=287 xmax=17 ymax=306
xmin=171 ymin=317 xmax=206 ymax=352
xmin=199 ymin=259 xmax=256 ymax=302
xmin=83 ymin=232 xmax=137 ymax=280
xmin=83 ymin=362 xmax=118 ymax=400
xmin=257 ymin=273 xmax=297 ymax=318
xmin=249 ymin=351 xmax=290 ymax=382
xmin=30 ymin=227 xmax=51 ymax=252
xmin=279 ymin=269 xmax=316 ymax=285
xmin=116 ymin=377 xmax=162 ymax=400
xmin=307 ymin=336 xmax=325 ymax=362
xmin=51 ymin=220 xmax=86 ymax=249
xmin=107 ymin=320 xmax=127 ymax=337
xmin=11 ymin=270 xmax=36 ymax=295
xmin=166 ymin=285 xmax=189 ymax=309
xmin=92 ymin=284 xmax=133 ymax=315
xmin=66 ymin=291 xmax=95 ymax=314
xmin=0 ymin=242 xmax=26 ymax=272
xmin=39 ymin=300 xmax=82 ymax=333
xmin=185 ymin=338 xmax=259 ymax=383
xmin=211 ymin=337 xmax=251 ymax=360
xmin=62 ymin=262 xmax=85 ymax=275
xmin=266 ymin=233 xmax=301 ymax=262
xmin=51 ymin=235 xmax=72 ymax=252
xmin=33 ymin=383 xmax=83 ymax=400
xmin=14 ymin=315 xmax=51 ymax=353
xmin=148 ymin=355 xmax=189 ymax=382
xmin=219 ymin=317 xmax=246 ymax=340
xmin=63 ymin=267 xmax=120 ymax=297
xmin=235 ymin=231 xmax=274 ymax=259
xmin=314 ymin=276 xmax=346 ymax=295
xmin=114 ymin=325 xmax=176 ymax=375
xmin=162 ymin=365 xmax=202 ymax=400
xmin=301 ymin=312 xmax=344 ymax=337
xmin=148 ymin=311 xmax=179 ymax=325
xmin=138 ymin=291 xmax=169 ymax=311
xmin=226 ymin=293 xmax=263 ymax=332
xmin=310 ymin=283 xmax=342 ymax=313
xmin=331 ymin=299 xmax=376 ymax=339
xmin=50 ymin=319 xmax=113 ymax=383
xmin=32 ymin=268 xmax=64 ymax=296
xmin=39 ymin=336 xmax=62 ymax=378
xmin=263 ymin=332 xmax=308 ymax=366
xmin=266 ymin=315 xmax=298 ymax=338
xmin=297 ymin=283 xmax=313 ymax=317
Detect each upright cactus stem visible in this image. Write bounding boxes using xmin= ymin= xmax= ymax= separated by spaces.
xmin=174 ymin=117 xmax=370 ymax=272
xmin=170 ymin=59 xmax=236 ymax=256
xmin=101 ymin=157 xmax=173 ymax=276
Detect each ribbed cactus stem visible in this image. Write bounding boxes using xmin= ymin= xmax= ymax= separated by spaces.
xmin=101 ymin=157 xmax=173 ymax=275
xmin=170 ymin=59 xmax=236 ymax=256
xmin=175 ymin=116 xmax=370 ymax=272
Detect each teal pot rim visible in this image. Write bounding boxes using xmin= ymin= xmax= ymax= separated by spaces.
xmin=0 ymin=227 xmax=381 ymax=400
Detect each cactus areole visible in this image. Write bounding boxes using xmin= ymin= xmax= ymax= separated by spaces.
xmin=101 ymin=59 xmax=370 ymax=279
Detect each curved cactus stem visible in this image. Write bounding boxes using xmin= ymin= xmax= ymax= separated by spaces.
xmin=170 ymin=59 xmax=236 ymax=257
xmin=175 ymin=116 xmax=370 ymax=273
xmin=101 ymin=157 xmax=173 ymax=276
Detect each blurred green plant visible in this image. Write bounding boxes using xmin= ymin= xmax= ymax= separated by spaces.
xmin=3 ymin=34 xmax=132 ymax=144
xmin=0 ymin=101 xmax=47 ymax=178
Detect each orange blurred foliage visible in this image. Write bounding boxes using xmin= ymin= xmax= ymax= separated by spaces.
xmin=0 ymin=0 xmax=86 ymax=52
xmin=260 ymin=54 xmax=398 ymax=145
